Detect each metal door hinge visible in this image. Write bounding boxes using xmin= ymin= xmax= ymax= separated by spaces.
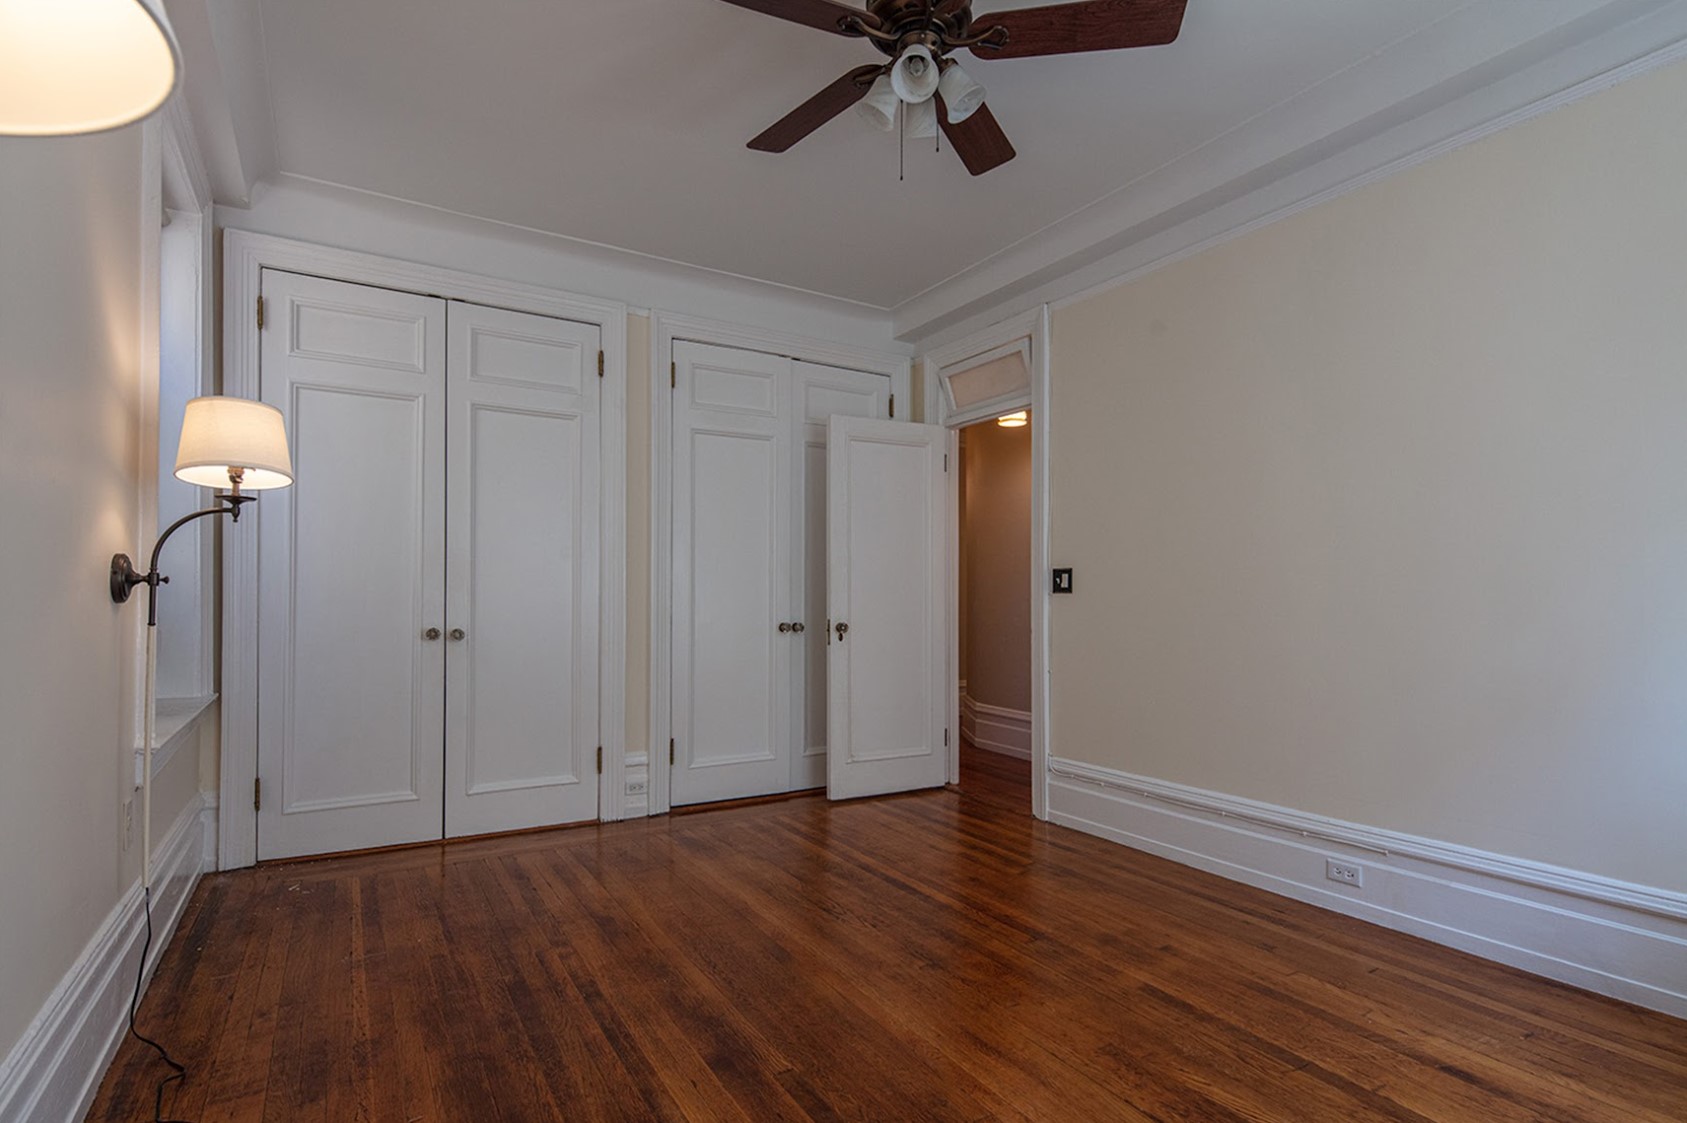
xmin=671 ymin=360 xmax=677 ymax=389
xmin=944 ymin=728 xmax=950 ymax=746
xmin=598 ymin=350 xmax=605 ymax=378
xmin=889 ymin=392 xmax=895 ymax=419
xmin=596 ymin=746 xmax=603 ymax=775
xmin=255 ymin=295 xmax=265 ymax=331
xmin=669 ymin=737 xmax=676 ymax=765
xmin=944 ymin=453 xmax=949 ymax=472
xmin=254 ymin=777 xmax=262 ymax=811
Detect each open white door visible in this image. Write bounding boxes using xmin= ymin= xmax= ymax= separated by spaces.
xmin=826 ymin=417 xmax=951 ymax=800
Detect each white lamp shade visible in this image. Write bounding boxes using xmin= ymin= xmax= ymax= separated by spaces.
xmin=0 ymin=0 xmax=181 ymax=136
xmin=891 ymin=44 xmax=940 ymax=104
xmin=938 ymin=64 xmax=986 ymax=123
xmin=174 ymin=397 xmax=293 ymax=490
xmin=905 ymin=96 xmax=938 ymax=139
xmin=996 ymin=410 xmax=1029 ymax=428
xmin=856 ymin=75 xmax=898 ymax=132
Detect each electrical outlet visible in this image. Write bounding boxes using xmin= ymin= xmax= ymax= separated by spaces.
xmin=1326 ymin=858 xmax=1363 ymax=887
xmin=625 ymin=778 xmax=648 ymax=795
xmin=122 ymin=799 xmax=134 ymax=851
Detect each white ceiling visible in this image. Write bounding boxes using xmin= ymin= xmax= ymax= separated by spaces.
xmin=188 ymin=0 xmax=1687 ymax=330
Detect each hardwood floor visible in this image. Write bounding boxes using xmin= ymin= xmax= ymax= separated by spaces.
xmin=89 ymin=746 xmax=1686 ymax=1122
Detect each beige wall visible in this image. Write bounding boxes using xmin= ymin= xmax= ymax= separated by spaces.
xmin=961 ymin=420 xmax=1033 ymax=713
xmin=0 ymin=127 xmax=201 ymax=1058
xmin=1050 ymin=58 xmax=1687 ymax=893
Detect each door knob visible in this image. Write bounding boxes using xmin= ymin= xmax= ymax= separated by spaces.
xmin=835 ymin=621 xmax=848 ymax=641
xmin=778 ymin=622 xmax=792 ymax=633
xmin=423 ymin=627 xmax=442 ymax=641
xmin=791 ymin=622 xmax=805 ymax=634
xmin=449 ymin=627 xmax=467 ymax=641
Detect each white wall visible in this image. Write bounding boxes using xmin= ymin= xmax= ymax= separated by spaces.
xmin=0 ymin=128 xmax=201 ymax=1062
xmin=1050 ymin=56 xmax=1687 ymax=894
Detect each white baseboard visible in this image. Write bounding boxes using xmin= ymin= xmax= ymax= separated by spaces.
xmin=960 ymin=693 xmax=1032 ymax=760
xmin=1047 ymin=758 xmax=1687 ymax=1020
xmin=0 ymin=792 xmax=210 ymax=1123
xmin=199 ymin=794 xmax=219 ymax=870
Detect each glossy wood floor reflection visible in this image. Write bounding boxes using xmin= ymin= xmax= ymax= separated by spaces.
xmin=89 ymin=746 xmax=1687 ymax=1122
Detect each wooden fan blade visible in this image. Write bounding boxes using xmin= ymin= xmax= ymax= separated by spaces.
xmin=969 ymin=0 xmax=1187 ymax=59
xmin=938 ymin=100 xmax=1016 ymax=176
xmin=749 ymin=65 xmax=884 ymax=152
xmin=716 ymin=0 xmax=881 ymax=37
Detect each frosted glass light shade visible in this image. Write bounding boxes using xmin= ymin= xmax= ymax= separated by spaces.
xmin=938 ymin=64 xmax=986 ymax=123
xmin=905 ymin=96 xmax=938 ymax=139
xmin=174 ymin=397 xmax=294 ymax=490
xmin=856 ymin=75 xmax=898 ymax=132
xmin=891 ymin=44 xmax=939 ymax=104
xmin=0 ymin=0 xmax=180 ymax=136
xmin=996 ymin=411 xmax=1028 ymax=428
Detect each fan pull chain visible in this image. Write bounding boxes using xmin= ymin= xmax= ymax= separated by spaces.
xmin=899 ymin=100 xmax=906 ymax=182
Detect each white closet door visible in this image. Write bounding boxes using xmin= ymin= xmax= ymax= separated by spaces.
xmin=789 ymin=361 xmax=890 ymax=791
xmin=444 ymin=302 xmax=602 ymax=836
xmin=670 ymin=341 xmax=792 ymax=805
xmin=257 ymin=270 xmax=447 ymax=860
xmin=827 ymin=417 xmax=951 ymax=801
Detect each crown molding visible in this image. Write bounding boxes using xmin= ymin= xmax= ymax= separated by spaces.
xmin=159 ymin=95 xmax=211 ymax=215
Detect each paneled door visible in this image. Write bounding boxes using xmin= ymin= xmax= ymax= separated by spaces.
xmin=256 ymin=272 xmax=606 ymax=859
xmin=670 ymin=342 xmax=793 ymax=805
xmin=257 ymin=270 xmax=448 ymax=859
xmin=669 ymin=344 xmax=891 ymax=806
xmin=444 ymin=301 xmax=601 ymax=836
xmin=826 ymin=417 xmax=950 ymax=801
xmin=790 ymin=361 xmax=889 ymax=790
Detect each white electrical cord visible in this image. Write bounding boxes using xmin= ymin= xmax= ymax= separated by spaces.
xmin=142 ymin=619 xmax=156 ymax=890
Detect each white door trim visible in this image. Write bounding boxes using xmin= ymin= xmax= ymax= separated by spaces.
xmin=220 ymin=230 xmax=629 ymax=869
xmin=648 ymin=311 xmax=912 ymax=816
xmin=921 ymin=306 xmax=1052 ymax=820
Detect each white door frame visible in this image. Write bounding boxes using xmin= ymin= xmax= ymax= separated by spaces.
xmin=219 ymin=230 xmax=629 ymax=869
xmin=647 ymin=311 xmax=912 ymax=816
xmin=922 ymin=306 xmax=1052 ymax=821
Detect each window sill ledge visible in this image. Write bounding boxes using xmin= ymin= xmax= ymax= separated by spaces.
xmin=136 ymin=694 xmax=217 ymax=782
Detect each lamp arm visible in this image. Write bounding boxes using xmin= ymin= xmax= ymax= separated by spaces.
xmin=111 ymin=492 xmax=257 ymax=626
xmin=147 ymin=494 xmax=250 ymax=575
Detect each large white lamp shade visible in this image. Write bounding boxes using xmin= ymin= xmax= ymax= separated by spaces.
xmin=174 ymin=397 xmax=294 ymax=490
xmin=0 ymin=0 xmax=181 ymax=136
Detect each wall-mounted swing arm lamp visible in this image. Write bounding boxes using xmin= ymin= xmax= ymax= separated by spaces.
xmin=111 ymin=396 xmax=294 ymax=622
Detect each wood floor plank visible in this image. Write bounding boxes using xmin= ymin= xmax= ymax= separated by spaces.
xmin=85 ymin=746 xmax=1687 ymax=1122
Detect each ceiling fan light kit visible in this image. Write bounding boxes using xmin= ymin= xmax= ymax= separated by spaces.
xmin=729 ymin=0 xmax=1189 ymax=176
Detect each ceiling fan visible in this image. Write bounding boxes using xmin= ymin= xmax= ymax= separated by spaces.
xmin=721 ymin=0 xmax=1190 ymax=175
